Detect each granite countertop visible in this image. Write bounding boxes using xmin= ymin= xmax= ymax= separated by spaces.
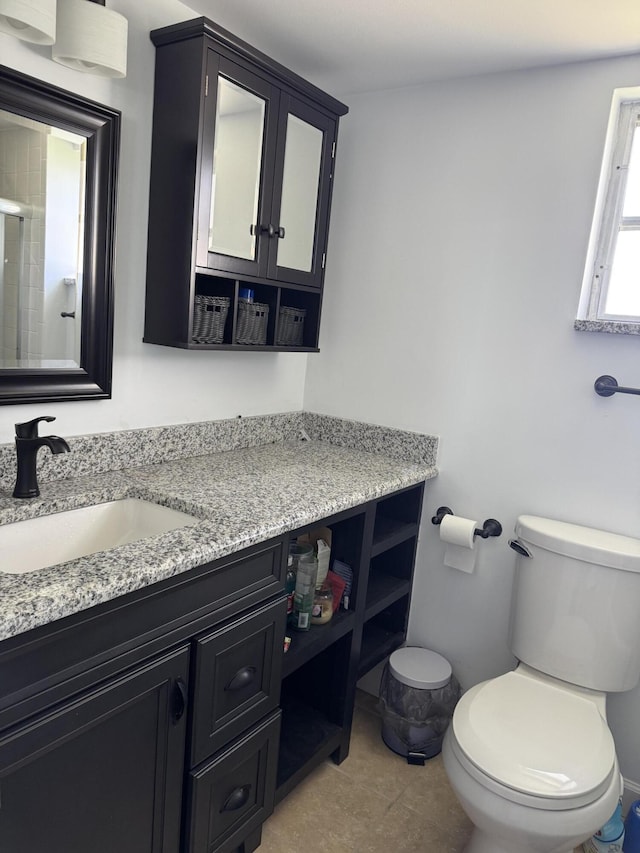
xmin=0 ymin=437 xmax=437 ymax=643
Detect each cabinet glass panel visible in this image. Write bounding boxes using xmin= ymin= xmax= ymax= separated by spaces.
xmin=277 ymin=114 xmax=323 ymax=272
xmin=209 ymin=77 xmax=265 ymax=261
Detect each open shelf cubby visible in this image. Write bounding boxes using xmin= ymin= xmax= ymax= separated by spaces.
xmin=275 ymin=482 xmax=426 ymax=804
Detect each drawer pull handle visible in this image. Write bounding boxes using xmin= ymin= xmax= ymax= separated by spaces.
xmin=171 ymin=678 xmax=188 ymax=724
xmin=226 ymin=665 xmax=257 ymax=692
xmin=221 ymin=784 xmax=251 ymax=812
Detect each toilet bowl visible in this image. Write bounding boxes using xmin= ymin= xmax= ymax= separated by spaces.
xmin=443 ymin=665 xmax=622 ymax=853
xmin=442 ymin=516 xmax=640 ymax=853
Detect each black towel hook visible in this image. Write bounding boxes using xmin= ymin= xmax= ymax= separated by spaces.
xmin=594 ymin=375 xmax=640 ymax=398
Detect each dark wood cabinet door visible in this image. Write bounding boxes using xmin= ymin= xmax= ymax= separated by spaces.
xmin=196 ymin=52 xmax=280 ymax=279
xmin=268 ymin=95 xmax=337 ymax=289
xmin=0 ymin=645 xmax=190 ymax=853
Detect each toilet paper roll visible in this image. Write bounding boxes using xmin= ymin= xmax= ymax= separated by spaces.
xmin=439 ymin=515 xmax=477 ymax=573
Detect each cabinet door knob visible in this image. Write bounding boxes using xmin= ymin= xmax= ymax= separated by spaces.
xmin=249 ymin=224 xmax=285 ymax=239
xmin=250 ymin=224 xmax=275 ymax=237
xmin=171 ymin=678 xmax=188 ymax=724
xmin=225 ymin=665 xmax=257 ymax=692
xmin=220 ymin=784 xmax=252 ymax=812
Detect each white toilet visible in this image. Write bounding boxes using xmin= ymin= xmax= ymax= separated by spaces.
xmin=443 ymin=515 xmax=640 ymax=853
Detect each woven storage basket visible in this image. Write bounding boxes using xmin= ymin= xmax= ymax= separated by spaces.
xmin=275 ymin=306 xmax=307 ymax=346
xmin=237 ymin=300 xmax=269 ymax=345
xmin=192 ymin=295 xmax=229 ymax=344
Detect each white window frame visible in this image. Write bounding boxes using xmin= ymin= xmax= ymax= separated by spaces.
xmin=576 ymin=87 xmax=640 ymax=334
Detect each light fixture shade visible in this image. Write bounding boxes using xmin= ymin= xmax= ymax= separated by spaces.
xmin=52 ymin=0 xmax=127 ymax=78
xmin=0 ymin=0 xmax=56 ymax=44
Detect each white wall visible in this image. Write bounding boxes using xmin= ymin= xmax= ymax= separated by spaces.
xmin=43 ymin=134 xmax=82 ymax=363
xmin=0 ymin=0 xmax=308 ymax=439
xmin=304 ymin=56 xmax=640 ymax=785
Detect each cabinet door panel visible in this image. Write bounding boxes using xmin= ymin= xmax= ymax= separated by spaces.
xmin=187 ymin=710 xmax=280 ymax=853
xmin=191 ymin=597 xmax=286 ymax=766
xmin=197 ymin=53 xmax=279 ymax=278
xmin=276 ymin=114 xmax=324 ymax=272
xmin=209 ymin=76 xmax=265 ymax=261
xmin=269 ymin=96 xmax=336 ymax=288
xmin=0 ymin=646 xmax=190 ymax=853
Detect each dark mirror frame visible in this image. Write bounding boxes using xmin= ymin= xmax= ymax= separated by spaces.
xmin=0 ymin=65 xmax=120 ymax=405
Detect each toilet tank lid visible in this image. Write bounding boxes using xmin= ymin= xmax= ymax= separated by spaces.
xmin=516 ymin=515 xmax=640 ymax=573
xmin=389 ymin=647 xmax=452 ymax=689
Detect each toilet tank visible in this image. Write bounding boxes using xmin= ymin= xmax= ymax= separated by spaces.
xmin=510 ymin=515 xmax=640 ymax=692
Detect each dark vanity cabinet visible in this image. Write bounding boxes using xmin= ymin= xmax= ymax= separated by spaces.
xmin=0 ymin=481 xmax=425 ymax=852
xmin=144 ymin=18 xmax=348 ymax=352
xmin=0 ymin=541 xmax=287 ymax=853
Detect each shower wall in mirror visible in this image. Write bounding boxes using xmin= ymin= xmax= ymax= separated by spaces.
xmin=0 ymin=110 xmax=85 ymax=368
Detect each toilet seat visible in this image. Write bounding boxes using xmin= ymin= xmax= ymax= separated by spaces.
xmin=452 ymin=669 xmax=616 ymax=809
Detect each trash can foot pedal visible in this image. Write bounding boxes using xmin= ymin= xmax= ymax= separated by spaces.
xmin=407 ymin=751 xmax=426 ymax=766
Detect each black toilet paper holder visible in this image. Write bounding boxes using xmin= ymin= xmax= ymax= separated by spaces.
xmin=431 ymin=506 xmax=502 ymax=540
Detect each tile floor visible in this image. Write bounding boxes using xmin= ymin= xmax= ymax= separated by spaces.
xmin=257 ymin=690 xmax=585 ymax=853
xmin=257 ymin=689 xmax=473 ymax=852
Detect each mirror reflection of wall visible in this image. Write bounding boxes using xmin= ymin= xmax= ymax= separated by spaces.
xmin=0 ymin=109 xmax=85 ymax=369
xmin=278 ymin=114 xmax=323 ymax=273
xmin=209 ymin=76 xmax=265 ymax=262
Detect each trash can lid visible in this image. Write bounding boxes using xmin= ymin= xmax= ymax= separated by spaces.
xmin=389 ymin=647 xmax=452 ymax=689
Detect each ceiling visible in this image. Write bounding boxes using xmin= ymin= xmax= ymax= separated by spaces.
xmin=184 ymin=0 xmax=640 ymax=97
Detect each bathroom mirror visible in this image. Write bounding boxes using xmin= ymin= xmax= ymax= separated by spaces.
xmin=0 ymin=65 xmax=120 ymax=404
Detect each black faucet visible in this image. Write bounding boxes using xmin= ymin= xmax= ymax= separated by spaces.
xmin=12 ymin=416 xmax=70 ymax=499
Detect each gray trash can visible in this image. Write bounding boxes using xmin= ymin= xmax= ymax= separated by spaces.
xmin=379 ymin=647 xmax=460 ymax=764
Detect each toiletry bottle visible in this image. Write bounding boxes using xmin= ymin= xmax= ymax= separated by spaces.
xmin=311 ymin=583 xmax=334 ymax=625
xmin=292 ymin=553 xmax=317 ymax=631
xmin=285 ymin=558 xmax=296 ymax=623
xmin=584 ymin=801 xmax=624 ymax=852
xmin=624 ymin=799 xmax=640 ymax=852
xmin=286 ymin=542 xmax=313 ymax=627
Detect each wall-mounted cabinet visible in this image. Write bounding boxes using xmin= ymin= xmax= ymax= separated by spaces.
xmin=144 ymin=17 xmax=348 ymax=352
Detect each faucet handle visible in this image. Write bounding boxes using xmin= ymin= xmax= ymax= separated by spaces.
xmin=15 ymin=416 xmax=56 ymax=439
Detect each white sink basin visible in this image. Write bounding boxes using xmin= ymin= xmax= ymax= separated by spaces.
xmin=0 ymin=498 xmax=199 ymax=574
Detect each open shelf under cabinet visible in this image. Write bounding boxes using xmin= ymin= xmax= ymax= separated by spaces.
xmin=275 ymin=695 xmax=343 ymax=803
xmin=359 ymin=622 xmax=406 ymax=678
xmin=282 ymin=609 xmax=356 ymax=679
xmin=275 ymin=482 xmax=425 ymax=809
xmin=365 ymin=571 xmax=412 ymax=622
xmin=190 ymin=273 xmax=322 ymax=351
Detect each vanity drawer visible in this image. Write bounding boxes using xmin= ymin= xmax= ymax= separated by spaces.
xmin=187 ymin=710 xmax=281 ymax=853
xmin=0 ymin=539 xmax=285 ymax=732
xmin=190 ymin=597 xmax=286 ymax=766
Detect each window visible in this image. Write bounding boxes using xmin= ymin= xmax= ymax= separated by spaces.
xmin=576 ymin=88 xmax=640 ymax=334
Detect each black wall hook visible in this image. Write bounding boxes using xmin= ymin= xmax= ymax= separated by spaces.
xmin=431 ymin=507 xmax=502 ymax=540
